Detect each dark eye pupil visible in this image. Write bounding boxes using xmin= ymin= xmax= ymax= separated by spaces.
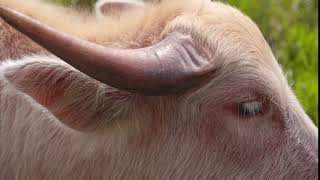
xmin=239 ymin=101 xmax=263 ymax=117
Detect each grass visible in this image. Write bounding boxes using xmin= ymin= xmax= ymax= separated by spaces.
xmin=49 ymin=0 xmax=318 ymax=126
xmin=50 ymin=0 xmax=96 ymax=7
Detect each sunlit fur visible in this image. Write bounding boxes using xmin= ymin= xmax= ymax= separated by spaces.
xmin=0 ymin=0 xmax=318 ymax=179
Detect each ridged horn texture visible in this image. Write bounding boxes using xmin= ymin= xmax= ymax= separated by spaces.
xmin=0 ymin=6 xmax=214 ymax=95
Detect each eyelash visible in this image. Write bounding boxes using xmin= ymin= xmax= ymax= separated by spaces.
xmin=239 ymin=100 xmax=264 ymax=117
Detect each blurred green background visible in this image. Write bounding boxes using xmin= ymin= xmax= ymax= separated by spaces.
xmin=50 ymin=0 xmax=318 ymax=126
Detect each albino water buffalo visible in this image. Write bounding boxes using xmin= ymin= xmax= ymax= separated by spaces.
xmin=0 ymin=0 xmax=318 ymax=179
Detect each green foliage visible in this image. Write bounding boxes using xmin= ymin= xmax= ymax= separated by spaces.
xmin=50 ymin=0 xmax=318 ymax=126
xmin=50 ymin=0 xmax=96 ymax=8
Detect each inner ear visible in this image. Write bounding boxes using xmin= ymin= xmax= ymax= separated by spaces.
xmin=95 ymin=0 xmax=145 ymax=16
xmin=3 ymin=57 xmax=121 ymax=132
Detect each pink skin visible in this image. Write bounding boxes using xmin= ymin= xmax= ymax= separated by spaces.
xmin=0 ymin=0 xmax=318 ymax=179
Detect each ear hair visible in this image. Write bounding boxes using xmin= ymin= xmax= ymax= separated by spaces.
xmin=2 ymin=55 xmax=130 ymax=132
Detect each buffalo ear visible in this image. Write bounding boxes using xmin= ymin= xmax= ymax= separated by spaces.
xmin=95 ymin=0 xmax=145 ymax=16
xmin=3 ymin=56 xmax=109 ymax=132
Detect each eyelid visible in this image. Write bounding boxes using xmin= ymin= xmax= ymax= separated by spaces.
xmin=224 ymin=94 xmax=270 ymax=118
xmin=239 ymin=100 xmax=263 ymax=116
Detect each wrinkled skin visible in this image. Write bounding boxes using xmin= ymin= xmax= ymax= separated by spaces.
xmin=0 ymin=0 xmax=318 ymax=180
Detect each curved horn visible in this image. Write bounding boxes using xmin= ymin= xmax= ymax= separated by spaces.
xmin=0 ymin=7 xmax=213 ymax=95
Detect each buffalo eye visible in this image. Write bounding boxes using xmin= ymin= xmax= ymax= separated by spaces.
xmin=238 ymin=99 xmax=266 ymax=118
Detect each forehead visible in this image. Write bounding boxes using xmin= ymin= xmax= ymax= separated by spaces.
xmin=164 ymin=1 xmax=287 ymax=98
xmin=166 ymin=1 xmax=276 ymax=67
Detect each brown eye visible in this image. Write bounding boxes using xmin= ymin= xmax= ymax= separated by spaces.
xmin=239 ymin=100 xmax=264 ymax=117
